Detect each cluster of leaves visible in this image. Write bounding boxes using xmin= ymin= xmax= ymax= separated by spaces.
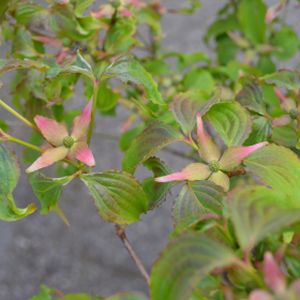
xmin=1 ymin=0 xmax=300 ymax=299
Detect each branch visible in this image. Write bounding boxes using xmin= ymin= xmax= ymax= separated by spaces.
xmin=115 ymin=225 xmax=150 ymax=285
xmin=227 ymin=167 xmax=246 ymax=177
xmin=0 ymin=99 xmax=36 ymax=130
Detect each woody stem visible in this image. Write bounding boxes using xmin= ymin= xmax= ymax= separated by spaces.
xmin=115 ymin=225 xmax=150 ymax=285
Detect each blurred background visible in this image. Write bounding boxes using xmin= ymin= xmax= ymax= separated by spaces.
xmin=0 ymin=0 xmax=299 ymax=299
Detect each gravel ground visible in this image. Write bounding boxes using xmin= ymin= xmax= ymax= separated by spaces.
xmin=0 ymin=1 xmax=299 ymax=299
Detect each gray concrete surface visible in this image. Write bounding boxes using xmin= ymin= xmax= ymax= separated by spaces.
xmin=0 ymin=1 xmax=299 ymax=299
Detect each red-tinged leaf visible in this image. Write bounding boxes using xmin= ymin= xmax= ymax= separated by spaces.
xmin=205 ymin=102 xmax=252 ymax=146
xmin=81 ymin=171 xmax=149 ymax=225
xmin=227 ymin=185 xmax=300 ymax=251
xmin=122 ymin=122 xmax=183 ymax=173
xmin=150 ymin=232 xmax=236 ymax=300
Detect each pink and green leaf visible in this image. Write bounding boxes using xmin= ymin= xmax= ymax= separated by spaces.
xmin=219 ymin=142 xmax=268 ymax=171
xmin=26 ymin=146 xmax=69 ymax=173
xmin=34 ymin=116 xmax=68 ymax=146
xmin=155 ymin=163 xmax=210 ymax=183
xmin=196 ymin=113 xmax=221 ymax=162
xmin=71 ymin=101 xmax=93 ymax=141
xmin=69 ymin=142 xmax=95 ymax=167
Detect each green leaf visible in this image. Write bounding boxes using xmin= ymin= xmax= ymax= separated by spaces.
xmin=216 ymin=35 xmax=238 ymax=65
xmin=183 ymin=69 xmax=215 ymax=94
xmin=143 ymin=157 xmax=174 ymax=208
xmin=144 ymin=59 xmax=170 ymax=76
xmin=31 ymin=285 xmax=102 ymax=300
xmin=15 ymin=3 xmax=45 ymax=25
xmin=0 ymin=59 xmax=46 ymax=76
xmin=0 ymin=143 xmax=19 ymax=196
xmin=271 ymin=125 xmax=297 ymax=147
xmin=205 ymin=102 xmax=252 ymax=146
xmin=261 ymin=70 xmax=300 ymax=93
xmin=65 ymin=51 xmax=94 ymax=81
xmin=96 ymin=81 xmax=119 ymax=113
xmin=49 ymin=5 xmax=91 ymax=41
xmin=244 ymin=116 xmax=272 ymax=145
xmin=105 ymin=291 xmax=147 ymax=300
xmin=119 ymin=125 xmax=145 ymax=152
xmin=122 ymin=122 xmax=182 ymax=173
xmin=0 ymin=144 xmax=37 ymax=221
xmin=150 ymin=232 xmax=236 ymax=300
xmin=81 ymin=171 xmax=149 ymax=225
xmin=0 ymin=194 xmax=37 ymax=222
xmin=172 ymin=181 xmax=224 ymax=233
xmin=257 ymin=56 xmax=276 ymax=74
xmin=12 ymin=27 xmax=37 ymax=58
xmin=170 ymin=91 xmax=220 ymax=136
xmin=0 ymin=0 xmax=10 ymax=22
xmin=105 ymin=18 xmax=137 ymax=54
xmin=271 ymin=26 xmax=300 ymax=61
xmin=137 ymin=6 xmax=161 ymax=34
xmin=29 ymin=173 xmax=74 ymax=214
xmin=236 ymin=80 xmax=265 ymax=114
xmin=244 ymin=144 xmax=300 ymax=201
xmin=205 ymin=15 xmax=239 ymax=42
xmin=30 ymin=285 xmax=53 ymax=300
xmin=237 ymin=0 xmax=266 ymax=45
xmin=173 ymin=52 xmax=210 ymax=71
xmin=227 ymin=185 xmax=300 ymax=251
xmin=188 ymin=181 xmax=224 ymax=215
xmin=104 ymin=56 xmax=165 ymax=106
xmin=0 ymin=119 xmax=9 ymax=131
xmin=178 ymin=0 xmax=201 ymax=14
xmin=74 ymin=0 xmax=95 ymax=16
xmin=170 ymin=94 xmax=203 ymax=136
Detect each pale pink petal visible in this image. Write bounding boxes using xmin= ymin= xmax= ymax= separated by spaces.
xmin=155 ymin=163 xmax=210 ymax=183
xmin=263 ymin=252 xmax=285 ymax=293
xmin=196 ymin=113 xmax=221 ymax=162
xmin=272 ymin=115 xmax=291 ymax=127
xmin=56 ymin=47 xmax=69 ymax=64
xmin=249 ymin=290 xmax=273 ymax=300
xmin=209 ymin=171 xmax=230 ymax=192
xmin=275 ymin=89 xmax=297 ymax=111
xmin=275 ymin=88 xmax=286 ymax=104
xmin=130 ymin=0 xmax=143 ymax=7
xmin=69 ymin=142 xmax=95 ymax=167
xmin=26 ymin=147 xmax=69 ymax=173
xmin=34 ymin=116 xmax=68 ymax=146
xmin=265 ymin=3 xmax=284 ymax=24
xmin=196 ymin=112 xmax=209 ymax=144
xmin=71 ymin=101 xmax=93 ymax=141
xmin=155 ymin=172 xmax=187 ymax=182
xmin=33 ymin=35 xmax=61 ymax=47
xmin=120 ymin=9 xmax=133 ymax=17
xmin=219 ymin=142 xmax=268 ymax=172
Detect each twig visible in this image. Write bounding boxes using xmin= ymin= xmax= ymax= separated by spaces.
xmin=115 ymin=225 xmax=150 ymax=285
xmin=229 ymin=0 xmax=238 ymax=11
xmin=0 ymin=99 xmax=36 ymax=130
xmin=227 ymin=167 xmax=246 ymax=178
xmin=87 ymin=84 xmax=98 ymax=145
